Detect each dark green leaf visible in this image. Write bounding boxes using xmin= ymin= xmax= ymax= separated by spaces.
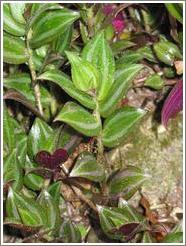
xmin=3 ymin=90 xmax=45 ymax=120
xmin=144 ymin=74 xmax=164 ymax=90
xmin=38 ymin=69 xmax=96 ymax=109
xmin=23 ymin=156 xmax=44 ymax=191
xmin=3 ymin=34 xmax=28 ymax=64
xmin=48 ymin=181 xmax=61 ymax=205
xmin=54 ymin=102 xmax=101 ymax=137
xmin=99 ymin=64 xmax=144 ymax=117
xmin=27 ymin=118 xmax=55 ymax=159
xmin=3 ymin=4 xmax=25 ymax=36
xmin=4 ymin=149 xmax=23 ymax=191
xmin=7 ymin=188 xmax=46 ymax=227
xmin=102 ymin=106 xmax=146 ymax=148
xmin=6 ymin=188 xmax=21 ymax=221
xmin=108 ymin=166 xmax=149 ymax=199
xmin=38 ymin=190 xmax=61 ymax=236
xmin=111 ymin=40 xmax=136 ymax=54
xmin=153 ymin=40 xmax=182 ymax=66
xmin=97 ymin=204 xmax=144 ymax=240
xmin=116 ymin=51 xmax=143 ymax=67
xmin=30 ymin=8 xmax=79 ymax=48
xmin=70 ymin=152 xmax=105 ymax=182
xmin=60 ymin=220 xmax=81 ymax=243
xmin=142 ymin=231 xmax=154 ymax=243
xmin=4 ymin=73 xmax=51 ymax=105
xmin=162 ymin=232 xmax=183 ymax=243
xmin=82 ymin=31 xmax=115 ymax=101
xmin=52 ymin=26 xmax=72 ymax=55
xmin=165 ymin=3 xmax=183 ymax=23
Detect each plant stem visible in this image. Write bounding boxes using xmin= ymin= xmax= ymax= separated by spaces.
xmin=95 ymin=100 xmax=110 ymax=195
xmin=26 ymin=31 xmax=44 ymax=116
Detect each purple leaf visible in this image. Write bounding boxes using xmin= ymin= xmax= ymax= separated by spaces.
xmin=35 ymin=148 xmax=68 ymax=170
xmin=119 ymin=222 xmax=140 ymax=237
xmin=161 ymin=80 xmax=183 ymax=127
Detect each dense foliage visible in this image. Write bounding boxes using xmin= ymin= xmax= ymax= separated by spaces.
xmin=3 ymin=3 xmax=183 ymax=243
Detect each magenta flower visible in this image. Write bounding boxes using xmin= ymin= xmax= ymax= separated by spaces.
xmin=103 ymin=4 xmax=125 ymax=33
xmin=161 ymin=80 xmax=183 ymax=127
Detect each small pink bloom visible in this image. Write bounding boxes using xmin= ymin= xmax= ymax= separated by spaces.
xmin=112 ymin=18 xmax=125 ymax=33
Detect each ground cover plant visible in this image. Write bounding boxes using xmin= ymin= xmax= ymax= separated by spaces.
xmin=3 ymin=2 xmax=183 ymax=243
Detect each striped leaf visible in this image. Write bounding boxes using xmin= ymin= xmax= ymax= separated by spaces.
xmin=27 ymin=118 xmax=55 ymax=159
xmin=162 ymin=232 xmax=183 ymax=243
xmin=82 ymin=31 xmax=115 ymax=101
xmin=142 ymin=231 xmax=154 ymax=243
xmin=3 ymin=34 xmax=28 ymax=64
xmin=3 ymin=3 xmax=25 ymax=36
xmin=4 ymin=149 xmax=23 ymax=191
xmin=52 ymin=26 xmax=72 ymax=55
xmin=99 ymin=64 xmax=144 ymax=117
xmin=54 ymin=102 xmax=101 ymax=137
xmin=37 ymin=190 xmax=61 ymax=236
xmin=38 ymin=69 xmax=96 ymax=109
xmin=23 ymin=156 xmax=44 ymax=191
xmin=116 ymin=51 xmax=143 ymax=67
xmin=165 ymin=3 xmax=183 ymax=23
xmin=97 ymin=203 xmax=144 ymax=240
xmin=6 ymin=188 xmax=46 ymax=227
xmin=60 ymin=220 xmax=81 ymax=243
xmin=108 ymin=166 xmax=149 ymax=199
xmin=144 ymin=74 xmax=164 ymax=90
xmin=9 ymin=3 xmax=26 ymax=24
xmin=30 ymin=8 xmax=79 ymax=48
xmin=66 ymin=51 xmax=100 ymax=92
xmin=70 ymin=152 xmax=105 ymax=182
xmin=102 ymin=106 xmax=146 ymax=148
xmin=4 ymin=73 xmax=51 ymax=105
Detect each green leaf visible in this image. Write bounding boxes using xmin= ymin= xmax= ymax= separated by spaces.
xmin=38 ymin=69 xmax=96 ymax=109
xmin=4 ymin=149 xmax=23 ymax=191
xmin=165 ymin=3 xmax=183 ymax=23
xmin=6 ymin=188 xmax=21 ymax=221
xmin=3 ymin=107 xmax=18 ymax=152
xmin=137 ymin=45 xmax=158 ymax=63
xmin=97 ymin=204 xmax=144 ymax=240
xmin=38 ymin=190 xmax=61 ymax=235
xmin=23 ymin=156 xmax=44 ymax=191
xmin=54 ymin=102 xmax=101 ymax=137
xmin=108 ymin=166 xmax=149 ymax=199
xmin=162 ymin=232 xmax=183 ymax=243
xmin=52 ymin=26 xmax=72 ymax=55
xmin=3 ymin=4 xmax=25 ymax=36
xmin=3 ymin=34 xmax=28 ymax=64
xmin=111 ymin=40 xmax=136 ymax=54
xmin=70 ymin=152 xmax=105 ymax=182
xmin=142 ymin=231 xmax=154 ymax=243
xmin=66 ymin=51 xmax=100 ymax=92
xmin=48 ymin=181 xmax=61 ymax=205
xmin=16 ymin=133 xmax=27 ymax=168
xmin=144 ymin=74 xmax=164 ymax=90
xmin=9 ymin=3 xmax=26 ymax=24
xmin=82 ymin=31 xmax=115 ymax=101
xmin=10 ymin=188 xmax=46 ymax=226
xmin=60 ymin=220 xmax=81 ymax=243
xmin=30 ymin=8 xmax=79 ymax=48
xmin=116 ymin=51 xmax=143 ymax=67
xmin=102 ymin=106 xmax=146 ymax=148
xmin=153 ymin=40 xmax=182 ymax=66
xmin=99 ymin=64 xmax=144 ymax=117
xmin=27 ymin=118 xmax=55 ymax=159
xmin=4 ymin=73 xmax=51 ymax=105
